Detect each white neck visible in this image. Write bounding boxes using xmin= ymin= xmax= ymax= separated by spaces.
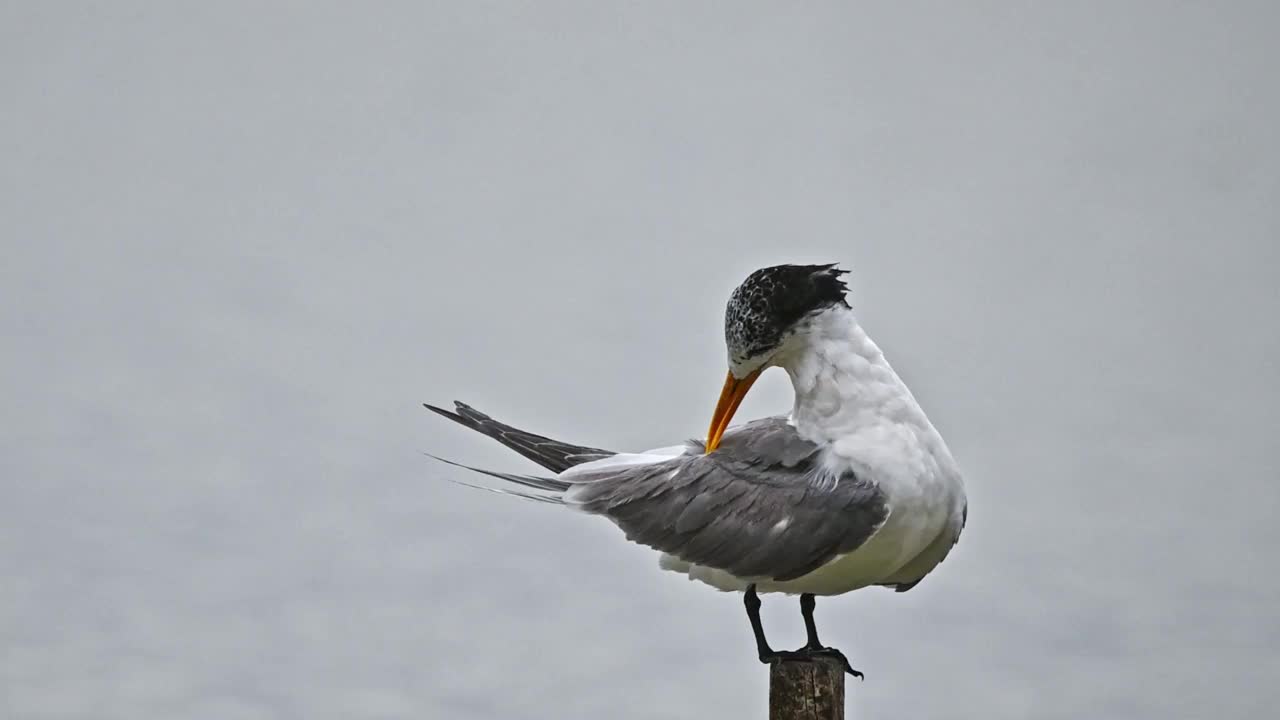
xmin=775 ymin=306 xmax=929 ymax=443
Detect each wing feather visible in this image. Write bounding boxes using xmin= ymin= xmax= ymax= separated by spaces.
xmin=568 ymin=417 xmax=888 ymax=582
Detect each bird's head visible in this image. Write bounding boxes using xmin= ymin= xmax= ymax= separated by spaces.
xmin=705 ymin=263 xmax=850 ymax=452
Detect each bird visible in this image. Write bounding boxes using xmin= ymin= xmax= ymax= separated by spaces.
xmin=424 ymin=263 xmax=967 ymax=677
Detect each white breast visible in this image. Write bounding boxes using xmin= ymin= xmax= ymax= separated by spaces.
xmin=770 ymin=307 xmax=966 ymax=594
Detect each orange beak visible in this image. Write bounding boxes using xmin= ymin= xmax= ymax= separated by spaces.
xmin=705 ymin=368 xmax=762 ymax=453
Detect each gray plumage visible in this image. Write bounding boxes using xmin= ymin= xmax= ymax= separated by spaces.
xmin=568 ymin=417 xmax=888 ymax=582
xmin=426 ymin=403 xmax=889 ymax=584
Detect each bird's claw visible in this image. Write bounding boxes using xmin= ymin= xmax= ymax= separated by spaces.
xmin=803 ymin=646 xmax=864 ymax=679
xmin=759 ymin=647 xmax=864 ymax=679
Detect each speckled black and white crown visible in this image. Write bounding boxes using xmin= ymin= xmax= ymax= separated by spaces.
xmin=724 ymin=264 xmax=850 ymax=364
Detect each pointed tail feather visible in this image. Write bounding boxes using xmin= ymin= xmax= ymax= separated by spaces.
xmin=423 ymin=401 xmax=614 ymax=473
xmin=423 ymin=454 xmax=565 ymax=504
xmin=424 ymin=452 xmax=570 ymax=495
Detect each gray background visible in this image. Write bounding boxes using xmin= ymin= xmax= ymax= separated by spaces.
xmin=3 ymin=3 xmax=1278 ymax=719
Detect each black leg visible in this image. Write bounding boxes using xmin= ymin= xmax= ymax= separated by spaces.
xmin=743 ymin=584 xmax=774 ymax=660
xmin=800 ymin=593 xmax=822 ymax=649
xmin=743 ymin=586 xmax=863 ymax=679
xmin=794 ymin=593 xmax=863 ymax=679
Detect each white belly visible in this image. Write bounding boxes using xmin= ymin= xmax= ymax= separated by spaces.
xmin=662 ymin=491 xmax=963 ymax=595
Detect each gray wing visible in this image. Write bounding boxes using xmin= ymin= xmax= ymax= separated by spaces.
xmin=424 ymin=401 xmax=614 ymax=473
xmin=568 ymin=417 xmax=888 ymax=582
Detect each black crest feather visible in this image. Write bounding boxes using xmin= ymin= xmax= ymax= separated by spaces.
xmin=724 ymin=264 xmax=850 ymax=363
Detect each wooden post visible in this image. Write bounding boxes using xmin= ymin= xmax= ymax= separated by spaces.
xmin=769 ymin=657 xmax=846 ymax=720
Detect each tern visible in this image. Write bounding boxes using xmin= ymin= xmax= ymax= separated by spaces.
xmin=425 ymin=264 xmax=967 ymax=677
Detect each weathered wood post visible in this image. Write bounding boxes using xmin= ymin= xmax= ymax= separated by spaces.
xmin=769 ymin=657 xmax=846 ymax=720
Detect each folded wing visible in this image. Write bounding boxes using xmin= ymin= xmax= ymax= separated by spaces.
xmin=426 ymin=405 xmax=888 ymax=583
xmin=563 ymin=418 xmax=888 ymax=581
